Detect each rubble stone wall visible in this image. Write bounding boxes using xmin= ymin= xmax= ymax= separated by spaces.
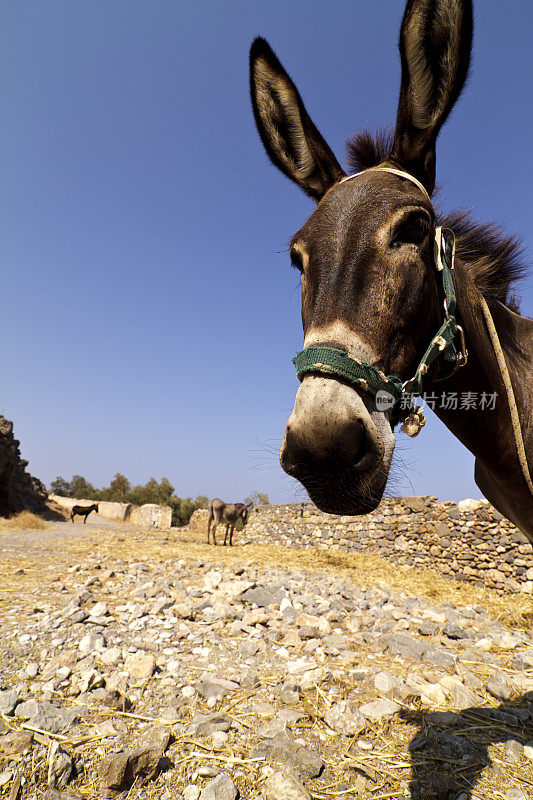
xmin=192 ymin=497 xmax=533 ymax=594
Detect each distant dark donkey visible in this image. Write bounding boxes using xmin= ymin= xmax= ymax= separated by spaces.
xmin=207 ymin=498 xmax=250 ymax=546
xmin=71 ymin=503 xmax=99 ymax=524
xmin=249 ymin=0 xmax=533 ymax=540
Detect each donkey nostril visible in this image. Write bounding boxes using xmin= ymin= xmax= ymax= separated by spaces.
xmin=335 ymin=419 xmax=367 ymax=470
xmin=282 ymin=419 xmax=368 ymax=476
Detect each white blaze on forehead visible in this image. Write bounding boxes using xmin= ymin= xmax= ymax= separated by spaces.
xmin=303 ymin=320 xmax=377 ymax=363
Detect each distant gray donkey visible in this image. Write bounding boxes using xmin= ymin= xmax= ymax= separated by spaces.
xmin=207 ymin=498 xmax=251 ymax=546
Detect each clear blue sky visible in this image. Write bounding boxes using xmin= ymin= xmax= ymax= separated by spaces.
xmin=1 ymin=1 xmax=532 ymax=503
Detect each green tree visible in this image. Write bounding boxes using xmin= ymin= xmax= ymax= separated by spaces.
xmin=127 ymin=477 xmax=161 ymax=507
xmin=169 ymin=494 xmax=209 ymax=527
xmin=68 ymin=475 xmax=96 ymax=499
xmin=244 ymin=491 xmax=270 ymax=506
xmin=105 ymin=473 xmax=131 ymax=503
xmin=158 ymin=477 xmax=175 ymax=504
xmin=50 ymin=476 xmax=70 ymax=496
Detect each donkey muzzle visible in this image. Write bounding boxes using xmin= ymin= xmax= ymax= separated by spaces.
xmin=280 ymin=374 xmax=395 ymax=514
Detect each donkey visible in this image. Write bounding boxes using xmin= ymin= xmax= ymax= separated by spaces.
xmin=250 ymin=0 xmax=533 ymax=541
xmin=71 ymin=503 xmax=99 ymax=524
xmin=207 ymin=498 xmax=250 ymax=546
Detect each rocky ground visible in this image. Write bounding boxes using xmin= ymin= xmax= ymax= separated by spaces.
xmin=0 ymin=519 xmax=532 ymax=800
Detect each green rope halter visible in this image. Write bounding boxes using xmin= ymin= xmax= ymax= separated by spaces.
xmin=293 ymin=226 xmax=467 ymax=405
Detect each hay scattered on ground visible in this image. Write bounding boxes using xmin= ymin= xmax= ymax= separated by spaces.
xmin=0 ymin=511 xmax=49 ymax=531
xmin=4 ymin=523 xmax=526 ymax=631
xmin=0 ymin=521 xmax=531 ymax=799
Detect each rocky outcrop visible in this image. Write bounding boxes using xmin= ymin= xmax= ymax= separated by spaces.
xmin=0 ymin=416 xmax=49 ymax=516
xmin=192 ymin=497 xmax=533 ymax=594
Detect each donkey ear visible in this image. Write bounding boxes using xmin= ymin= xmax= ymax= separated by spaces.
xmin=250 ymin=38 xmax=345 ymax=201
xmin=391 ymin=0 xmax=473 ymax=194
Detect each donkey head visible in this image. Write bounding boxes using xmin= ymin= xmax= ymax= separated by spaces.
xmin=250 ymin=0 xmax=472 ymax=514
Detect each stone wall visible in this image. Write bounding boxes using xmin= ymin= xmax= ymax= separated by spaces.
xmin=127 ymin=503 xmax=172 ymax=529
xmin=0 ymin=416 xmax=50 ymax=517
xmin=192 ymin=497 xmax=533 ymax=594
xmin=189 ymin=508 xmax=210 ymax=534
xmin=50 ymin=495 xmax=172 ymax=529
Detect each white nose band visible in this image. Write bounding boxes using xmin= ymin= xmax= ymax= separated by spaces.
xmin=340 ymin=166 xmax=431 ymax=203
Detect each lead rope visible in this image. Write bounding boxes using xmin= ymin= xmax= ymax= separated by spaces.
xmin=479 ymin=295 xmax=533 ymax=496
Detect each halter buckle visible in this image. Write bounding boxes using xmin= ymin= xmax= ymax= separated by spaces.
xmin=455 ymin=324 xmax=468 ymax=367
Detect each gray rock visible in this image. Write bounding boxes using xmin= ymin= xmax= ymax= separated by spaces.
xmin=90 ymin=601 xmax=108 ymax=617
xmin=241 ymin=585 xmax=287 ymax=607
xmin=78 ymin=631 xmax=104 ymax=656
xmin=0 ymin=730 xmax=34 ymax=757
xmin=137 ymin=724 xmax=171 ymax=753
xmin=427 ymin=711 xmax=462 ymax=727
xmin=448 ymin=684 xmax=479 ymax=711
xmin=262 ymin=766 xmax=311 ymax=800
xmin=512 ymin=651 xmax=533 ymax=670
xmin=253 ymin=730 xmax=323 ymax=778
xmin=490 ymin=709 xmax=524 ymax=726
xmin=127 ymin=745 xmax=167 ymax=783
xmin=188 ymin=714 xmax=232 ymax=737
xmin=379 ymin=634 xmax=426 ymax=660
xmin=298 ymin=626 xmax=319 ymax=640
xmin=124 ymin=652 xmax=155 ymax=681
xmin=0 ymin=689 xmax=18 ymax=716
xmin=423 ymin=646 xmax=456 ymax=669
xmin=257 ymin=716 xmax=289 ymax=739
xmin=505 ymin=739 xmax=524 ymax=760
xmin=359 ymin=699 xmax=400 ymax=721
xmin=443 ymin=623 xmax=470 ymax=640
xmin=15 ymin=698 xmax=39 ymax=720
xmin=239 ymin=641 xmax=260 ymax=657
xmin=199 ymin=773 xmax=238 ymax=800
xmin=196 ymin=677 xmax=239 ymax=701
xmin=486 ymin=677 xmax=512 ymax=701
xmin=0 ymin=771 xmax=13 ymax=789
xmin=279 ymin=683 xmax=300 ymax=704
xmin=324 ymin=701 xmax=365 ymax=735
xmin=47 ymin=741 xmax=74 ymax=789
xmin=418 ymin=622 xmax=439 ymax=636
xmin=18 ymin=702 xmax=78 ymax=734
xmin=505 ymin=790 xmax=529 ymax=800
xmin=374 ymin=670 xmax=402 ymax=695
xmin=70 ymin=609 xmax=89 ymax=623
xmin=98 ymin=752 xmax=130 ymax=792
xmin=98 ymin=742 xmax=165 ymax=792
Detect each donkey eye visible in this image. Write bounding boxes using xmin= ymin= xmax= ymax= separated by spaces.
xmin=391 ymin=213 xmax=429 ymax=248
xmin=290 ymin=248 xmax=304 ymax=271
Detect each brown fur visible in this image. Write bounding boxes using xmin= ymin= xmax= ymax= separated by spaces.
xmin=347 ymin=130 xmax=526 ymax=316
xmin=206 ymin=498 xmax=250 ymax=546
xmin=250 ymin=1 xmax=533 ymax=540
xmin=70 ymin=503 xmax=99 ymax=524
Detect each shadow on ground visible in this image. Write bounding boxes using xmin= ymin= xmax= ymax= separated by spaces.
xmin=402 ymin=692 xmax=533 ymax=799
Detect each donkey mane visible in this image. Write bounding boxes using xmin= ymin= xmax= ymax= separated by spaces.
xmin=347 ymin=130 xmax=525 ymax=314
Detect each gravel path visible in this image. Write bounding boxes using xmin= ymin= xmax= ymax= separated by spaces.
xmin=0 ymin=520 xmax=531 ymax=800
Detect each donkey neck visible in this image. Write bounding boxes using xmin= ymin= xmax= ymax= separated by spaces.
xmin=425 ymin=261 xmax=533 ymax=541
